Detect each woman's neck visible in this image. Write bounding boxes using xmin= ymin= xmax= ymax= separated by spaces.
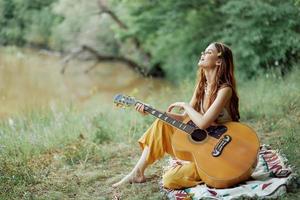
xmin=204 ymin=68 xmax=217 ymax=86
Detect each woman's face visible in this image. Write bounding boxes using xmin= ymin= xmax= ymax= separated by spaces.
xmin=197 ymin=43 xmax=219 ymax=69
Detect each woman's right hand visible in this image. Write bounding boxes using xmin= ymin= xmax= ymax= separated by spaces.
xmin=135 ymin=102 xmax=148 ymax=116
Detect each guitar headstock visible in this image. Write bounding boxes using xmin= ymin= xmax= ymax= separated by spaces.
xmin=113 ymin=94 xmax=137 ymax=108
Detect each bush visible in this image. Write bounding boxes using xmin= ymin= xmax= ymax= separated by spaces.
xmin=0 ymin=0 xmax=61 ymax=48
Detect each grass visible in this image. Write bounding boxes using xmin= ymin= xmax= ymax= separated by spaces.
xmin=0 ymin=68 xmax=299 ymax=199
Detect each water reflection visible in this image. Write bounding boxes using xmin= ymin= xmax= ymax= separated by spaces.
xmin=0 ymin=47 xmax=168 ymax=117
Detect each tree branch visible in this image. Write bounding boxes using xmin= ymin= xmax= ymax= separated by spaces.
xmin=61 ymin=45 xmax=154 ymax=76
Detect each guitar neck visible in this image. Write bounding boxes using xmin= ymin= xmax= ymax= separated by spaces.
xmin=138 ymin=102 xmax=195 ymax=134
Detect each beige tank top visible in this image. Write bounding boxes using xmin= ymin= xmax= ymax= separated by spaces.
xmin=216 ymin=108 xmax=232 ymax=123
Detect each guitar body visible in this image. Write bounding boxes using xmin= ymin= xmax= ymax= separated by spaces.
xmin=172 ymin=118 xmax=260 ymax=189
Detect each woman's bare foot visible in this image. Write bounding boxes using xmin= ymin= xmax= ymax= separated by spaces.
xmin=112 ymin=169 xmax=146 ymax=187
xmin=112 ymin=146 xmax=149 ymax=188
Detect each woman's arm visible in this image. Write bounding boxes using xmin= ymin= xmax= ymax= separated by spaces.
xmin=168 ymin=87 xmax=232 ymax=129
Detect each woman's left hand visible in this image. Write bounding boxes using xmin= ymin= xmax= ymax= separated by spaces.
xmin=167 ymin=102 xmax=188 ymax=112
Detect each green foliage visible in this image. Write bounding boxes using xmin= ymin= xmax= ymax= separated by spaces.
xmin=221 ymin=0 xmax=300 ymax=78
xmin=112 ymin=0 xmax=300 ymax=80
xmin=111 ymin=0 xmax=222 ymax=80
xmin=0 ymin=0 xmax=61 ymax=47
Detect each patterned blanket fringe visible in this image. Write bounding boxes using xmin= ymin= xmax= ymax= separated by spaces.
xmin=261 ymin=144 xmax=299 ymax=190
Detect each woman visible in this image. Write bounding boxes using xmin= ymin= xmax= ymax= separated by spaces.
xmin=112 ymin=42 xmax=240 ymax=189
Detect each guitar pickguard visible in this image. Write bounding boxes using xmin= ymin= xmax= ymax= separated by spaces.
xmin=187 ymin=120 xmax=227 ymax=139
xmin=206 ymin=125 xmax=227 ymax=139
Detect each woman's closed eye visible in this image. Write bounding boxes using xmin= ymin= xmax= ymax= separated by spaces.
xmin=201 ymin=51 xmax=212 ymax=56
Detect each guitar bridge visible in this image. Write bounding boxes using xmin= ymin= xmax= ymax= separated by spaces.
xmin=212 ymin=135 xmax=231 ymax=157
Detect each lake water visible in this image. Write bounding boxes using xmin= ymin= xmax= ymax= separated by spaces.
xmin=0 ymin=47 xmax=168 ymax=117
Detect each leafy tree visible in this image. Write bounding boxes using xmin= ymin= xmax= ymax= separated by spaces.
xmin=111 ymin=0 xmax=300 ymax=80
xmin=0 ymin=0 xmax=60 ymax=48
xmin=111 ymin=0 xmax=224 ymax=81
xmin=221 ymin=0 xmax=300 ymax=77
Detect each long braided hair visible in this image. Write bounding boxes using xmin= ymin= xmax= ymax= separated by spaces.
xmin=192 ymin=42 xmax=240 ymax=121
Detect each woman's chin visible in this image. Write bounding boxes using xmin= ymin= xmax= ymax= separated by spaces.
xmin=198 ymin=63 xmax=206 ymax=68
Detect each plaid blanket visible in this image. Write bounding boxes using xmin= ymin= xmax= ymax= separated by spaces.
xmin=161 ymin=145 xmax=297 ymax=200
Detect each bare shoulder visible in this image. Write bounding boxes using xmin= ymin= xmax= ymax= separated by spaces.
xmin=217 ymin=86 xmax=232 ymax=98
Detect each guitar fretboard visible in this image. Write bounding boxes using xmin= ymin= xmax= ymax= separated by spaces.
xmin=139 ymin=102 xmax=195 ymax=134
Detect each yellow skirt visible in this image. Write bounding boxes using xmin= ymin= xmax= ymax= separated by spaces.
xmin=138 ymin=119 xmax=203 ymax=189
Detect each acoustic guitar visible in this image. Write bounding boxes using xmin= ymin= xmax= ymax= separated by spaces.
xmin=113 ymin=94 xmax=260 ymax=188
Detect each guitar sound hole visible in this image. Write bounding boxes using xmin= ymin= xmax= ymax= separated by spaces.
xmin=191 ymin=129 xmax=207 ymax=142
